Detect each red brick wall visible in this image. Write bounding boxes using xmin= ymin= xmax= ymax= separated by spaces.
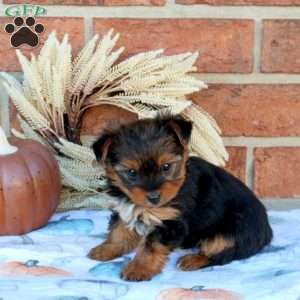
xmin=1 ymin=0 xmax=300 ymax=201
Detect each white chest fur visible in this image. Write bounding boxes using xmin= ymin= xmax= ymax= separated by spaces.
xmin=107 ymin=198 xmax=179 ymax=236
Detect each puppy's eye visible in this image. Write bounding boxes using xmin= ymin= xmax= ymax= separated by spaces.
xmin=127 ymin=169 xmax=137 ymax=179
xmin=161 ymin=163 xmax=171 ymax=172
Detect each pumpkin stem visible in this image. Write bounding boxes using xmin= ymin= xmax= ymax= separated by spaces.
xmin=0 ymin=126 xmax=17 ymax=155
xmin=25 ymin=260 xmax=39 ymax=267
xmin=191 ymin=286 xmax=205 ymax=291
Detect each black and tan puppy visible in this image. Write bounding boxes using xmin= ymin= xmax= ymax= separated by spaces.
xmin=88 ymin=115 xmax=273 ymax=281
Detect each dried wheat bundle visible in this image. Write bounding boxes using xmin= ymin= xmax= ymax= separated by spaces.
xmin=1 ymin=30 xmax=228 ymax=210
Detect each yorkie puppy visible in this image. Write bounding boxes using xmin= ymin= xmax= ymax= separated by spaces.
xmin=88 ymin=115 xmax=273 ymax=281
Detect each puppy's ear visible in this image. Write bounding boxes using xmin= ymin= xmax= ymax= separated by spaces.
xmin=92 ymin=133 xmax=113 ymax=164
xmin=164 ymin=115 xmax=193 ymax=146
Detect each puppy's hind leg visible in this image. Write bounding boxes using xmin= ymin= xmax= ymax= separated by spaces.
xmin=177 ymin=235 xmax=235 ymax=271
xmin=177 ymin=253 xmax=210 ymax=271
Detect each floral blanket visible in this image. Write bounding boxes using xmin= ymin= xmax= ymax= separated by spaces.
xmin=0 ymin=209 xmax=299 ymax=300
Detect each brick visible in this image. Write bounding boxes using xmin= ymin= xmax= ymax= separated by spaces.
xmin=177 ymin=0 xmax=300 ymax=5
xmin=3 ymin=0 xmax=97 ymax=4
xmin=3 ymin=0 xmax=165 ymax=4
xmin=193 ymin=84 xmax=300 ymax=137
xmin=262 ymin=20 xmax=300 ymax=73
xmin=0 ymin=17 xmax=84 ymax=71
xmin=224 ymin=147 xmax=247 ymax=183
xmin=103 ymin=0 xmax=166 ymax=5
xmin=254 ymin=148 xmax=300 ymax=198
xmin=93 ymin=18 xmax=254 ymax=73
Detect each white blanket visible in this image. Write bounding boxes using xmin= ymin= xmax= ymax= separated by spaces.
xmin=0 ymin=209 xmax=299 ymax=300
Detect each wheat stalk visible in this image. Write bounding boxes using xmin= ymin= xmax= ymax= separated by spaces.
xmin=1 ymin=30 xmax=228 ymax=210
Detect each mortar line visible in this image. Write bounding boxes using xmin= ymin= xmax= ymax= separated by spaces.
xmin=246 ymin=146 xmax=254 ymax=189
xmin=10 ymin=72 xmax=300 ymax=85
xmin=0 ymin=81 xmax=10 ymax=136
xmin=223 ymin=137 xmax=300 ymax=147
xmin=6 ymin=72 xmax=300 ymax=84
xmin=263 ymin=198 xmax=300 ymax=201
xmin=2 ymin=4 xmax=300 ymax=18
xmin=84 ymin=17 xmax=93 ymax=43
xmin=253 ymin=19 xmax=262 ymax=73
xmin=262 ymin=199 xmax=300 ymax=210
xmin=194 ymin=73 xmax=300 ymax=84
xmin=166 ymin=0 xmax=176 ymax=5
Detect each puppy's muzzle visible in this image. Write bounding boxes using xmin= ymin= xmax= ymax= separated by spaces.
xmin=147 ymin=191 xmax=160 ymax=204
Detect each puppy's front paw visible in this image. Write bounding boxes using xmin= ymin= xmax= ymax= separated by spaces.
xmin=88 ymin=243 xmax=122 ymax=261
xmin=121 ymin=261 xmax=156 ymax=281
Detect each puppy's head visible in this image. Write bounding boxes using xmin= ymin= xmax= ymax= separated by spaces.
xmin=92 ymin=115 xmax=192 ymax=207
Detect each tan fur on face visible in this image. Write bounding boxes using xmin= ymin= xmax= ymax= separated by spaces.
xmin=157 ymin=153 xmax=182 ymax=166
xmin=89 ymin=219 xmax=140 ymax=261
xmin=130 ymin=178 xmax=185 ymax=207
xmin=104 ymin=134 xmax=190 ymax=207
xmin=106 ymin=166 xmax=151 ymax=207
xmin=130 ymin=187 xmax=149 ymax=206
xmin=158 ymin=178 xmax=185 ymax=206
xmin=201 ymin=235 xmax=235 ymax=257
xmin=106 ymin=165 xmax=121 ymax=183
xmin=122 ymin=240 xmax=170 ymax=281
xmin=157 ymin=152 xmax=187 ymax=180
xmin=106 ymin=164 xmax=185 ymax=208
xmin=118 ymin=159 xmax=140 ymax=171
xmin=106 ymin=165 xmax=133 ymax=199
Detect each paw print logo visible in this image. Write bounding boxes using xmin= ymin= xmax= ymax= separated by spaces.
xmin=4 ymin=17 xmax=44 ymax=48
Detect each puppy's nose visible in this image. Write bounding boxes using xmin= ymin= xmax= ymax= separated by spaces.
xmin=147 ymin=191 xmax=160 ymax=204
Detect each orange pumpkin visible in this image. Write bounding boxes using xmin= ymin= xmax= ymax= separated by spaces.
xmin=0 ymin=260 xmax=71 ymax=277
xmin=157 ymin=286 xmax=242 ymax=300
xmin=0 ymin=127 xmax=61 ymax=235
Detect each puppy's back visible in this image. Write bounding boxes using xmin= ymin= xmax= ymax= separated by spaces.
xmin=185 ymin=156 xmax=273 ymax=259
